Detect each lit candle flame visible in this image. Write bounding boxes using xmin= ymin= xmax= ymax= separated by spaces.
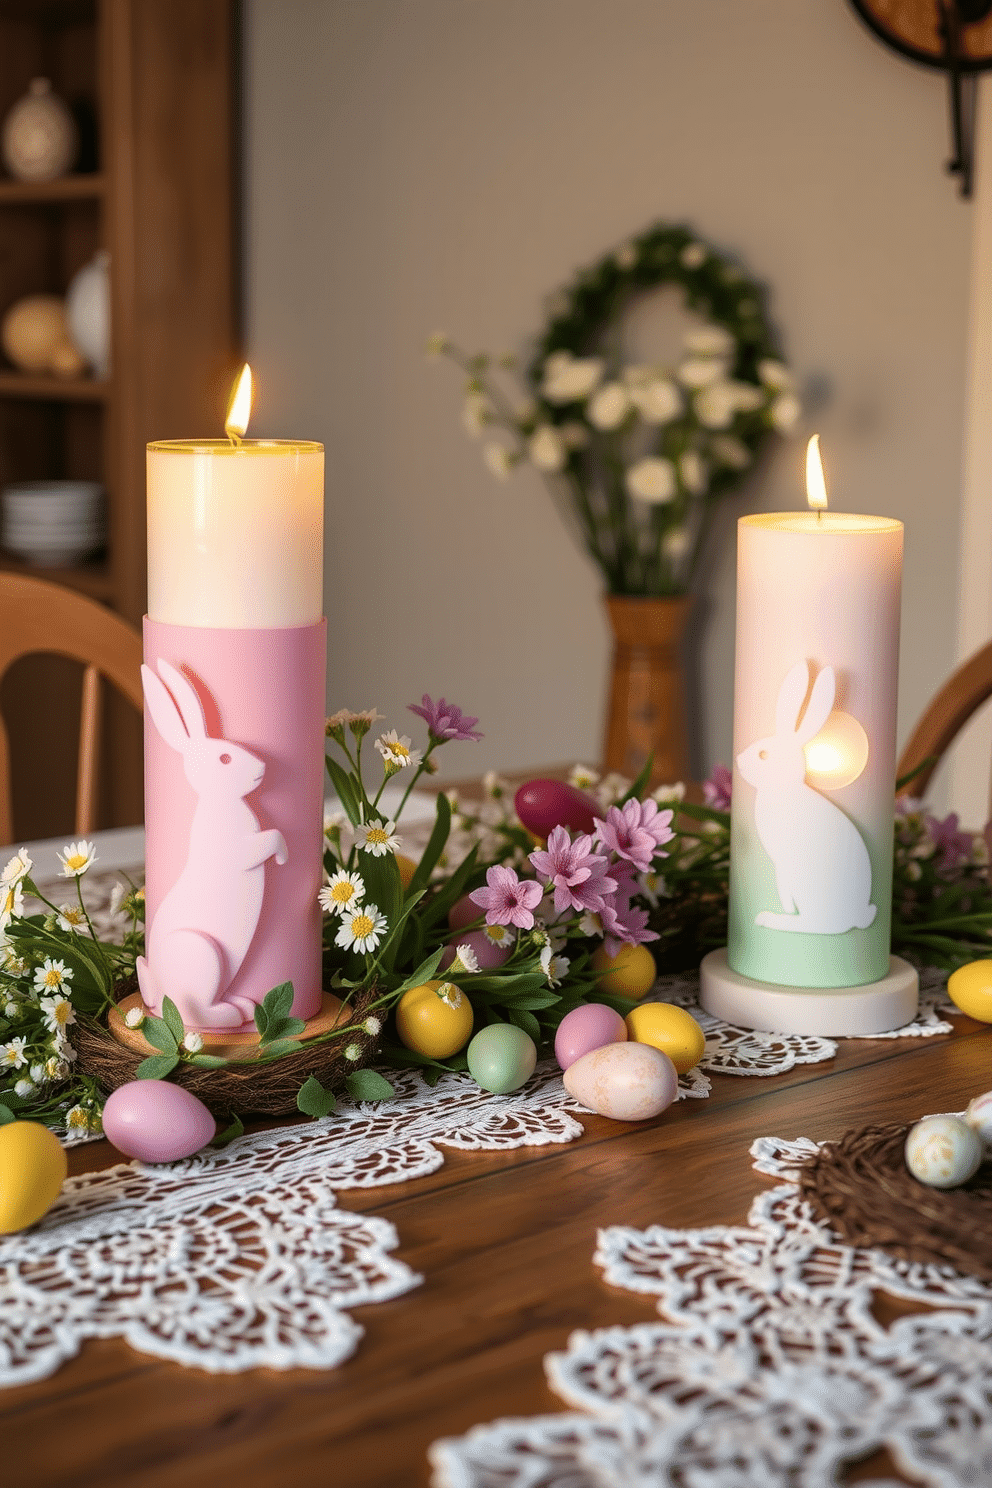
xmin=225 ymin=364 xmax=253 ymax=442
xmin=805 ymin=433 xmax=828 ymax=511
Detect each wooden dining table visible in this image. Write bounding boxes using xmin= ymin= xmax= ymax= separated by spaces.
xmin=2 ymin=806 xmax=991 ymax=1488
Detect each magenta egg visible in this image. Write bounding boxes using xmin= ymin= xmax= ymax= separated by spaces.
xmin=515 ymin=779 xmax=598 ymax=839
xmin=555 ymin=1003 xmax=628 ymax=1070
xmin=102 ymin=1080 xmax=217 ymax=1163
xmin=440 ymin=925 xmax=513 ymax=972
xmin=448 ymin=892 xmax=480 ymax=933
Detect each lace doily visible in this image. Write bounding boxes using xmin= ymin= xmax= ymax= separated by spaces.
xmin=430 ymin=1134 xmax=992 ymax=1488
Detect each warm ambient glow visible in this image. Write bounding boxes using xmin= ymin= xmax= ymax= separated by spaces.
xmin=803 ymin=710 xmax=870 ymax=790
xmin=806 ymin=433 xmax=827 ymax=510
xmin=225 ymin=363 xmax=253 ymax=441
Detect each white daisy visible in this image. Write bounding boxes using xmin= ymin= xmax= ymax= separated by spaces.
xmin=461 ymin=391 xmax=491 ymax=437
xmin=319 ymin=870 xmax=366 ymax=916
xmin=678 ymin=450 xmax=707 ymax=495
xmin=626 ymin=457 xmax=676 ymax=504
xmin=653 ymin=782 xmax=686 ymax=803
xmin=481 ymin=922 xmax=514 ymax=950
xmin=680 ymin=242 xmax=707 ymax=269
xmin=182 ymin=1032 xmax=204 ymax=1053
xmin=677 ymin=356 xmax=728 ymax=389
xmin=375 ymin=730 xmax=423 ymax=771
xmin=39 ymin=992 xmax=75 ymax=1034
xmin=64 ymin=1105 xmax=94 ymax=1140
xmin=355 ymin=819 xmax=402 ymax=857
xmin=14 ymin=1078 xmax=34 ymax=1098
xmin=528 ymin=425 xmax=567 ymax=472
xmin=628 ymin=377 xmax=683 ymax=425
xmin=569 ymin=764 xmax=600 ymax=790
xmin=757 ymin=358 xmax=794 ymax=389
xmin=770 ymin=392 xmax=801 ymax=431
xmin=45 ymin=1055 xmax=68 ymax=1081
xmin=0 ymin=878 xmax=24 ymax=928
xmin=451 ymin=943 xmax=480 ymax=974
xmin=58 ymin=839 xmax=97 ymax=877
xmin=663 ymin=527 xmax=692 ymax=565
xmin=541 ymin=350 xmax=604 ymax=404
xmin=684 ymin=325 xmax=735 ymax=357
xmin=56 ymin=904 xmax=89 ymax=934
xmin=34 ymin=958 xmax=74 ymax=996
xmin=710 ymin=434 xmax=751 ymax=469
xmin=539 ymin=945 xmax=570 ymax=987
xmin=0 ymin=1037 xmax=28 ymax=1068
xmin=0 ymin=849 xmax=31 ymax=886
xmin=335 ymin=903 xmax=388 ymax=954
xmin=483 ymin=443 xmax=514 ymax=481
xmin=586 ymin=381 xmax=630 ymax=431
xmin=437 ymin=982 xmax=464 ymax=1009
xmin=29 ymin=1062 xmax=45 ymax=1083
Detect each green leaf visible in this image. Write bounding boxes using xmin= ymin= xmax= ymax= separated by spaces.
xmin=142 ymin=1015 xmax=179 ymax=1054
xmin=367 ymin=888 xmax=424 ymax=974
xmin=420 ymin=844 xmax=479 ymax=930
xmin=297 ymin=1074 xmax=337 ymax=1117
xmin=262 ymin=1016 xmax=306 ymax=1044
xmin=325 ymin=756 xmax=362 ymax=826
xmin=136 ymin=1052 xmax=180 ymax=1079
xmin=211 ymin=1114 xmax=244 ymax=1147
xmin=466 ymin=972 xmax=548 ymax=995
xmin=0 ymin=1104 xmax=14 ymax=1125
xmin=896 ymin=756 xmax=938 ymax=792
xmin=160 ymin=997 xmax=185 ymax=1045
xmin=619 ymin=752 xmax=655 ymax=804
xmin=256 ymin=1038 xmax=302 ymax=1061
xmin=345 ymin=1068 xmax=396 ymax=1102
xmin=501 ymin=992 xmax=560 ymax=1010
xmin=506 ymin=1007 xmax=542 ymax=1041
xmin=407 ymin=793 xmax=452 ymax=895
xmin=189 ymin=1053 xmax=228 ymax=1069
xmin=262 ymin=982 xmax=294 ymax=1024
xmin=253 ymin=1002 xmax=269 ymax=1036
xmin=393 ymin=946 xmax=446 ymax=996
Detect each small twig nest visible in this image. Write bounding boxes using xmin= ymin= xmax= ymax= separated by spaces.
xmin=75 ymin=976 xmax=384 ymax=1121
xmin=798 ymin=1122 xmax=992 ymax=1281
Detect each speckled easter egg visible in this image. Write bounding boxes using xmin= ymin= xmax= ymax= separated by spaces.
xmin=467 ymin=1024 xmax=537 ymax=1094
xmin=514 ymin=779 xmax=598 ymax=840
xmin=947 ymin=961 xmax=992 ymax=1022
xmin=592 ymin=942 xmax=658 ymax=999
xmin=904 ymin=1115 xmax=984 ymax=1189
xmin=440 ymin=925 xmax=512 ymax=972
xmin=396 ymin=980 xmax=474 ymax=1058
xmin=554 ymin=1003 xmax=627 ymax=1071
xmin=448 ymin=893 xmax=480 ymax=934
xmin=965 ymin=1090 xmax=992 ymax=1146
xmin=625 ymin=1002 xmax=705 ymax=1075
xmin=102 ymin=1081 xmax=216 ymax=1163
xmin=563 ymin=1042 xmax=678 ymax=1122
xmin=0 ymin=1121 xmax=67 ymax=1233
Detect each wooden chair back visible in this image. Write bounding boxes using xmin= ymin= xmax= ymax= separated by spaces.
xmin=0 ymin=574 xmax=143 ymax=843
xmin=896 ymin=640 xmax=992 ymax=799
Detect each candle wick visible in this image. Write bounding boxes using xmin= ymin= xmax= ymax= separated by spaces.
xmin=817 ymin=507 xmax=822 ymax=523
xmin=227 ymin=431 xmax=242 ymax=450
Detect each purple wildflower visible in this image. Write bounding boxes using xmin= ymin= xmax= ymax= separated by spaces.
xmin=703 ymin=764 xmax=733 ymax=811
xmin=469 ymin=866 xmax=543 ymax=929
xmin=407 ymin=695 xmax=483 ymax=743
xmin=593 ymin=798 xmax=674 ymax=872
xmin=598 ymin=862 xmax=660 ymax=956
xmin=529 ymin=825 xmax=617 ymax=916
xmin=925 ymin=812 xmax=972 ymax=876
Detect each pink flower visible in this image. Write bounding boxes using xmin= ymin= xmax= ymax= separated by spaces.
xmin=529 ymin=826 xmax=617 ymax=916
xmin=470 ymin=866 xmax=543 ymax=929
xmin=593 ymin=798 xmax=674 ymax=872
xmin=703 ymin=764 xmax=733 ymax=810
xmin=599 ymin=863 xmax=661 ymax=956
xmin=408 ymin=695 xmax=483 ymax=743
xmin=925 ymin=811 xmax=972 ymax=876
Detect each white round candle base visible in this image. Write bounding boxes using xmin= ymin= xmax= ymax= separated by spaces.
xmin=698 ymin=948 xmax=919 ymax=1036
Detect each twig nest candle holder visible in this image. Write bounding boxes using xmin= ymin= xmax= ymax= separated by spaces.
xmin=796 ymin=1123 xmax=992 ymax=1281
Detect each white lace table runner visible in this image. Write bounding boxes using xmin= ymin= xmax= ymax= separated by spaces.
xmin=430 ymin=1135 xmax=992 ymax=1488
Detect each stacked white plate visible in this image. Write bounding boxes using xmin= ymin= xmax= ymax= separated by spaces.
xmin=1 ymin=480 xmax=106 ymax=566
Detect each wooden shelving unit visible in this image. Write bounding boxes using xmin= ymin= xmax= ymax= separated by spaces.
xmin=0 ymin=0 xmax=238 ymax=838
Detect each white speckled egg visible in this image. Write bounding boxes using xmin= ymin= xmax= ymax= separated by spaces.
xmin=904 ymin=1115 xmax=984 ymax=1189
xmin=562 ymin=1041 xmax=678 ymax=1123
xmin=965 ymin=1090 xmax=992 ymax=1147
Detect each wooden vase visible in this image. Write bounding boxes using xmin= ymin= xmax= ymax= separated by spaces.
xmin=603 ymin=594 xmax=691 ymax=788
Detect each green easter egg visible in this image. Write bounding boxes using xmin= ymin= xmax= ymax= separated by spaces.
xmin=467 ymin=1023 xmax=537 ymax=1094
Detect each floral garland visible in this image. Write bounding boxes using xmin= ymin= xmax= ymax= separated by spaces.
xmin=431 ymin=221 xmax=801 ymax=596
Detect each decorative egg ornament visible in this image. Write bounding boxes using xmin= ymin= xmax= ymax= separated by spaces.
xmin=563 ymin=1042 xmax=678 ymax=1122
xmin=965 ymin=1090 xmax=992 ymax=1146
xmin=0 ymin=1121 xmax=67 ymax=1233
xmin=625 ymin=1002 xmax=705 ymax=1075
xmin=396 ymin=980 xmax=474 ymax=1058
xmin=467 ymin=1024 xmax=536 ymax=1093
xmin=946 ymin=960 xmax=992 ymax=1022
xmin=904 ymin=1115 xmax=984 ymax=1189
xmin=102 ymin=1081 xmax=216 ymax=1164
xmin=592 ymin=942 xmax=657 ymax=999
xmin=554 ymin=1003 xmax=627 ymax=1071
xmin=514 ymin=779 xmax=598 ymax=840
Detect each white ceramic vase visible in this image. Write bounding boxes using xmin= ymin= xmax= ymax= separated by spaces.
xmin=1 ymin=78 xmax=78 ymax=183
xmin=66 ymin=251 xmax=110 ymax=379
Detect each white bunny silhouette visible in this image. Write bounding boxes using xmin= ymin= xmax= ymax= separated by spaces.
xmin=137 ymin=659 xmax=288 ymax=1028
xmin=736 ymin=660 xmax=877 ymax=935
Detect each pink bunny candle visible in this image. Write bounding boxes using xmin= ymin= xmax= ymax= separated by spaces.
xmin=700 ymin=484 xmax=919 ymax=1035
xmin=142 ymin=395 xmax=325 ymax=1033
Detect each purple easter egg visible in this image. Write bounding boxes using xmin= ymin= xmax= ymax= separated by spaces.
xmin=515 ymin=779 xmax=598 ymax=839
xmin=440 ymin=925 xmax=512 ymax=972
xmin=102 ymin=1080 xmax=217 ymax=1163
xmin=555 ymin=1003 xmax=628 ymax=1071
xmin=448 ymin=892 xmax=480 ymax=933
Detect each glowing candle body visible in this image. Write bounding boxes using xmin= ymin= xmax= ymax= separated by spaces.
xmin=727 ymin=512 xmax=903 ymax=990
xmin=141 ymin=438 xmax=326 ymax=1032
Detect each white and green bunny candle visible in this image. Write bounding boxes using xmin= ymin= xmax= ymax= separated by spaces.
xmin=700 ymin=437 xmax=918 ymax=1035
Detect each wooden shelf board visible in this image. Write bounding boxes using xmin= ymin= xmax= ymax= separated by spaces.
xmin=0 ymin=554 xmax=113 ymax=602
xmin=0 ymin=372 xmax=108 ymax=402
xmin=0 ymin=174 xmax=104 ymax=205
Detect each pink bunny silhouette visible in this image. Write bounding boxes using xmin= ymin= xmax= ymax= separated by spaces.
xmin=736 ymin=660 xmax=877 ymax=936
xmin=137 ymin=659 xmax=288 ymax=1028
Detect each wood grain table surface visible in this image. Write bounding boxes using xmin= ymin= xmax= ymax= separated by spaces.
xmin=3 ymin=991 xmax=991 ymax=1488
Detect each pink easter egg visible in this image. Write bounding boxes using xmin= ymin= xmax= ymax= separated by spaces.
xmin=563 ymin=1042 xmax=678 ymax=1122
xmin=440 ymin=925 xmax=512 ymax=971
xmin=102 ymin=1080 xmax=217 ymax=1163
xmin=555 ymin=1003 xmax=627 ymax=1070
xmin=515 ymin=779 xmax=598 ymax=840
xmin=448 ymin=892 xmax=480 ymax=933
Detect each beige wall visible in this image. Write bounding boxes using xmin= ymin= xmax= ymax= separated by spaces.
xmin=245 ymin=0 xmax=972 ymax=794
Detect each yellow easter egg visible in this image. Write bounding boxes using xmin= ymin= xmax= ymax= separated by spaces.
xmin=947 ymin=960 xmax=992 ymax=1022
xmin=592 ymin=942 xmax=658 ymax=999
xmin=0 ymin=1121 xmax=67 ymax=1234
xmin=394 ymin=853 xmax=417 ymax=890
xmin=624 ymin=1002 xmax=706 ymax=1075
xmin=396 ymin=979 xmax=474 ymax=1058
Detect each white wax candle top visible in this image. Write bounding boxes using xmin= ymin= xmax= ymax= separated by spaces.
xmin=743 ymin=512 xmax=901 ymax=536
xmin=147 ymin=438 xmax=324 ymax=629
